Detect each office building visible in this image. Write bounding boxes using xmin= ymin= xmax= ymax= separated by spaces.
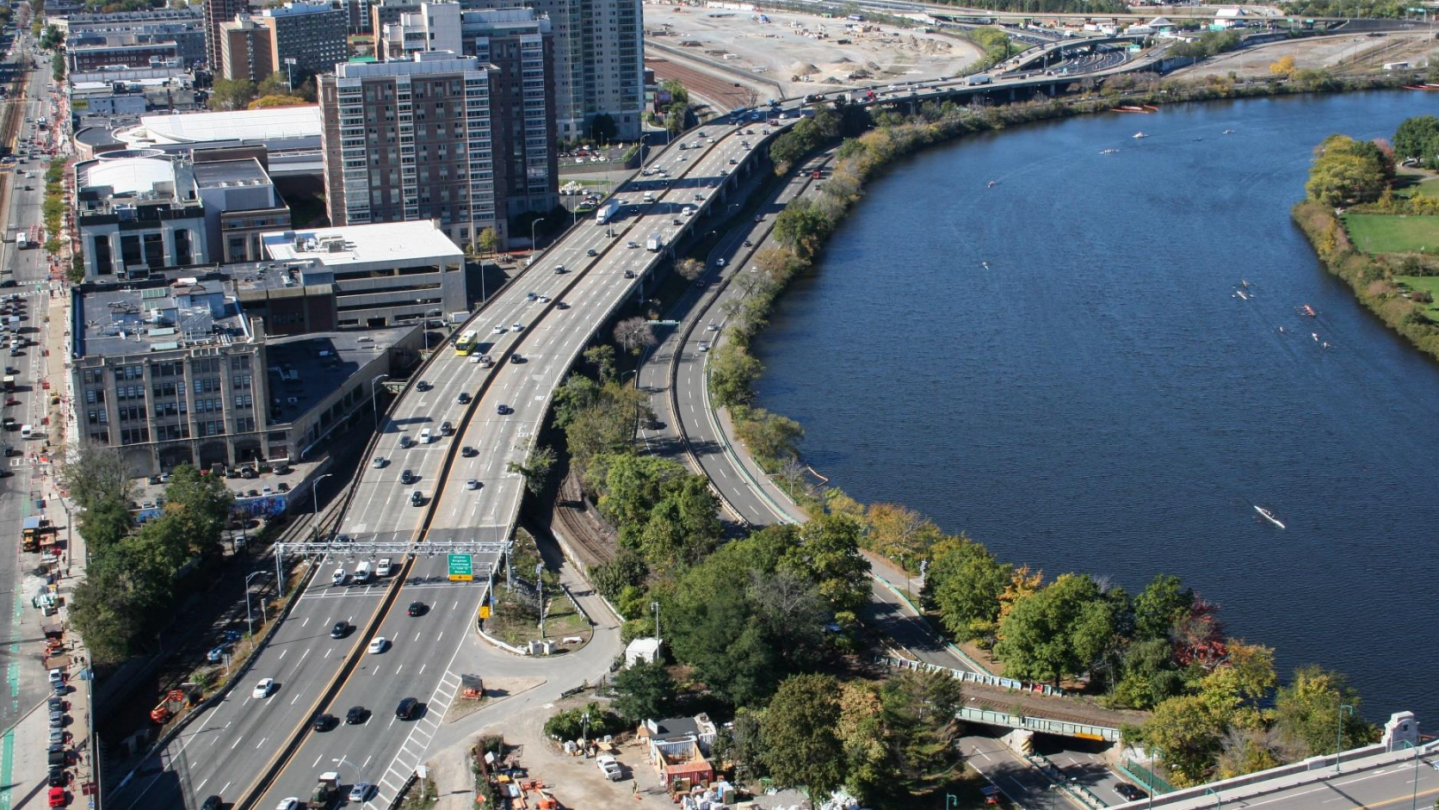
xmin=56 ymin=7 xmax=202 ymax=37
xmin=318 ymin=52 xmax=503 ymax=247
xmin=192 ymin=157 xmax=291 ymax=263
xmin=68 ymin=39 xmax=180 ymax=72
xmin=217 ymin=15 xmax=273 ymax=83
xmin=376 ymin=3 xmax=557 ymax=222
xmin=70 ymin=276 xmax=423 ymax=476
xmin=260 ymin=221 xmax=466 ymax=327
xmin=259 ymin=2 xmax=349 ymax=83
xmin=471 ymin=0 xmax=643 ymax=141
xmin=204 ymin=0 xmax=247 ymax=68
xmin=64 ymin=18 xmax=206 ymax=67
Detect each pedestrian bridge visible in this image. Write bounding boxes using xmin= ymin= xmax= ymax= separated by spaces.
xmin=958 ymin=707 xmax=1123 ymax=743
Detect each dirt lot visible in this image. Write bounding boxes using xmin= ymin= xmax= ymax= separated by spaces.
xmin=1170 ymin=31 xmax=1439 ymax=80
xmin=648 ymin=1 xmax=982 ymax=98
xmin=499 ymin=697 xmax=678 ymax=810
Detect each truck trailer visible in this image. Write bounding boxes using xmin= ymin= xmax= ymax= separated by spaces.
xmin=596 ymin=200 xmax=619 ymax=225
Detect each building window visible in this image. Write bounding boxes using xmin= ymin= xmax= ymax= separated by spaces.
xmin=175 ymin=229 xmax=193 ymax=265
xmin=143 ymin=233 xmax=165 ymax=269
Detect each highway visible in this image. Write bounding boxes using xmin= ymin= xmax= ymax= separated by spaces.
xmin=109 ymin=115 xmax=779 ymax=810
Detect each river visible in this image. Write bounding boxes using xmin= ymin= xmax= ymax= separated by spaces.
xmin=753 ymin=91 xmax=1439 ymax=721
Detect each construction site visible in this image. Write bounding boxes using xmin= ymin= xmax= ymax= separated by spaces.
xmin=646 ymin=1 xmax=982 ymax=101
xmin=1170 ymin=29 xmax=1439 ymax=80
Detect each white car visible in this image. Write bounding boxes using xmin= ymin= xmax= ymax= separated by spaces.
xmin=597 ymin=755 xmax=623 ymax=781
xmin=493 ymin=325 xmax=507 ymax=334
xmin=276 ymin=800 xmax=300 ymax=810
xmin=511 ymin=323 xmax=524 ymax=332
xmin=467 ymin=478 xmax=481 ymax=490
xmin=252 ymin=678 xmax=276 ymax=699
xmin=716 ymin=258 xmax=726 ymax=268
xmin=332 ymin=568 xmax=346 ymax=586
xmin=418 ymin=428 xmax=432 ymax=444
xmin=368 ymin=637 xmax=388 ymax=654
xmin=372 ymin=456 xmax=387 ymax=468
xmin=376 ymin=558 xmax=392 ymax=577
xmin=349 ymin=783 xmax=374 ymax=802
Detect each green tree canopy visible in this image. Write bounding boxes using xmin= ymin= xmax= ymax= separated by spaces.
xmin=1134 ymin=572 xmax=1195 ymax=642
xmin=1305 ymin=134 xmax=1393 ymax=206
xmin=760 ymin=674 xmax=847 ymax=799
xmin=993 ymin=573 xmax=1120 ymax=687
xmin=612 ymin=661 xmax=677 ymax=722
xmin=1272 ymin=665 xmax=1377 ymax=758
xmin=925 ymin=535 xmax=1011 ymax=643
xmin=1394 ymin=115 xmax=1439 ymax=170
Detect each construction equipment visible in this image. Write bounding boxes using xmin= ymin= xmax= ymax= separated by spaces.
xmin=460 ymin=674 xmax=484 ymax=700
xmin=149 ymin=689 xmax=187 ymax=724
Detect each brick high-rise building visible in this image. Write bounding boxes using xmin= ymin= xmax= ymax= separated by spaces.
xmin=217 ymin=14 xmax=272 ymax=82
xmin=319 ymin=52 xmax=505 ymax=248
xmin=204 ymin=0 xmax=247 ymax=68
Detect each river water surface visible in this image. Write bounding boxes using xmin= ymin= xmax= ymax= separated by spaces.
xmin=754 ymin=91 xmax=1439 ymax=720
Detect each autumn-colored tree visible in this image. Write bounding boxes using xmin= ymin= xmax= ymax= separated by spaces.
xmin=1269 ymin=55 xmax=1297 ymax=77
xmin=865 ymin=503 xmax=941 ymax=567
xmin=996 ymin=564 xmax=1043 ymax=627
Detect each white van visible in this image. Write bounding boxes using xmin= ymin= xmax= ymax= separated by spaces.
xmin=376 ymin=558 xmax=392 ymax=577
xmin=418 ymin=428 xmax=432 ymax=444
xmin=353 ymin=561 xmax=373 ymax=584
xmin=20 ymin=424 xmax=32 ymax=439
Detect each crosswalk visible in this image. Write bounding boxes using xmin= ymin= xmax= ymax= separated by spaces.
xmin=369 ymin=669 xmax=462 ymax=808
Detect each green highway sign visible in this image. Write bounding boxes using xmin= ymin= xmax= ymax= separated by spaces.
xmin=448 ymin=553 xmax=473 ymax=581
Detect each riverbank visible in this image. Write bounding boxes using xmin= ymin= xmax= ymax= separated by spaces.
xmin=1292 ymin=199 xmax=1439 ymax=362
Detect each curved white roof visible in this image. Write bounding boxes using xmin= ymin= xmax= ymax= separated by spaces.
xmin=80 ymin=157 xmax=176 ymax=195
xmin=127 ymin=106 xmax=321 ymax=145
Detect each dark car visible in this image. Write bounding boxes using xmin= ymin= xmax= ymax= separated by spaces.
xmin=331 ymin=621 xmax=349 ymax=639
xmin=461 ymin=446 xmax=477 ymax=457
xmin=416 ymin=380 xmax=431 ymax=392
xmin=1114 ymin=784 xmax=1147 ymax=801
xmin=0 ymin=281 xmax=16 ymax=289
xmin=47 ymin=768 xmax=66 ymax=788
xmin=407 ymin=601 xmax=425 ymax=617
xmin=510 ymin=353 xmax=524 ymax=363
xmin=496 ymin=404 xmax=512 ymax=416
xmin=400 ymin=469 xmax=416 ymax=485
xmin=395 ymin=697 xmax=419 ymax=720
xmin=199 ymin=796 xmax=222 ymax=810
xmin=47 ymin=697 xmax=66 ymax=712
xmin=345 ymin=706 xmax=368 ymax=725
xmin=313 ymin=713 xmax=337 ymax=731
xmin=457 ymin=392 xmax=470 ymax=404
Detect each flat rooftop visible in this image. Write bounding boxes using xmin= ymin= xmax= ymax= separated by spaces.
xmin=127 ymin=106 xmax=321 ymax=145
xmin=265 ymin=327 xmax=414 ymax=421
xmin=192 ymin=158 xmax=272 ymax=190
xmin=76 ymin=279 xmax=250 ymax=358
xmin=261 ymin=222 xmax=464 ymax=267
xmin=225 ymin=260 xmax=328 ymax=293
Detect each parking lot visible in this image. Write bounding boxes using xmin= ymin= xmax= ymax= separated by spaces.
xmin=649 ymin=2 xmax=982 ymax=98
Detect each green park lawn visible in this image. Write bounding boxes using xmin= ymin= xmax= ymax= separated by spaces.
xmin=1395 ymin=275 xmax=1439 ymax=318
xmin=1395 ymin=175 xmax=1439 ymax=198
xmin=1343 ymin=214 xmax=1439 ymax=254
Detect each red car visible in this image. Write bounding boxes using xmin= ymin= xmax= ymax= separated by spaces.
xmin=3 ymin=398 xmax=17 ymax=407
xmin=47 ymin=786 xmax=66 ymax=808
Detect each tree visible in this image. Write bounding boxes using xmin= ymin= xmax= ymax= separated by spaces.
xmin=1272 ymin=665 xmax=1377 ymax=758
xmin=612 ymin=660 xmax=677 ymax=721
xmin=638 ymin=476 xmax=722 ymax=571
xmin=865 ymin=503 xmax=940 ymax=566
xmin=785 ymin=514 xmax=870 ymax=615
xmin=249 ymin=95 xmax=308 ymax=109
xmin=1216 ymin=727 xmax=1283 ymax=780
xmin=476 ymin=226 xmax=499 ymax=264
xmin=588 ymin=113 xmax=617 ymax=143
xmin=614 ymin=316 xmax=656 ymax=355
xmin=162 ymin=463 xmax=234 ymax=555
xmin=675 ymin=258 xmax=705 ymax=281
xmin=996 ymin=564 xmax=1042 ymax=624
xmin=1134 ymin=573 xmax=1195 ymax=642
xmin=1305 ymin=134 xmax=1393 ymax=206
xmin=994 ymin=573 xmax=1118 ymax=687
xmin=209 ymin=78 xmax=256 ymax=111
xmin=881 ymin=668 xmax=963 ymax=783
xmin=760 ymin=674 xmax=846 ymax=799
xmin=925 ymin=536 xmax=1011 ymax=643
xmin=1140 ymin=694 xmax=1226 ymax=786
xmin=1394 ymin=115 xmax=1439 ymax=170
xmin=709 ymin=343 xmax=763 ymax=407
xmin=772 ymin=197 xmax=833 ymax=261
xmin=506 ymin=444 xmax=556 ymax=495
xmin=582 ymin=345 xmax=616 ymax=383
xmin=59 ymin=441 xmax=135 ymax=512
xmin=733 ymin=407 xmax=803 ymax=469
xmin=713 ymin=709 xmax=767 ymax=784
xmin=79 ymin=496 xmax=135 ymax=552
xmin=665 ymin=101 xmax=689 ymax=136
xmin=256 ymin=70 xmax=291 ymax=97
xmin=1112 ymin=637 xmax=1188 ymax=710
xmin=591 ymin=547 xmax=647 ymax=603
xmin=51 ymin=50 xmax=64 ymax=83
xmin=1269 ymin=55 xmax=1297 ymax=77
xmin=596 ymin=454 xmax=686 ymax=537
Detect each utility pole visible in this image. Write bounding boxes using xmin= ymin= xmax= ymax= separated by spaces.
xmin=535 ymin=562 xmax=545 ymax=638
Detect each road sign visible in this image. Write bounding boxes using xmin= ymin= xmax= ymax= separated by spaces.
xmin=448 ymin=553 xmax=473 ymax=581
xmin=81 ymin=782 xmax=97 ymax=796
xmin=479 ymin=605 xmax=490 ymax=619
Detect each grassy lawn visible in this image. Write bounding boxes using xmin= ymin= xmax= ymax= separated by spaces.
xmin=1343 ymin=213 xmax=1439 ymax=254
xmin=484 ymin=592 xmax=591 ymax=648
xmin=1394 ymin=275 xmax=1439 ymax=317
xmin=1395 ymin=175 xmax=1439 ymax=198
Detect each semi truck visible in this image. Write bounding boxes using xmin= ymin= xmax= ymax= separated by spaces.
xmin=967 ymin=74 xmax=993 ymax=86
xmin=596 ymin=200 xmax=619 ymax=225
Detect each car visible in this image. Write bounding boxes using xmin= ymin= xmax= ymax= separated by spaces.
xmin=408 ymin=601 xmax=426 ymax=616
xmin=707 ymin=323 xmax=719 ymax=332
xmin=400 ymin=469 xmax=416 ymax=485
xmin=205 ymin=645 xmax=227 ymax=663
xmin=673 ymin=219 xmax=682 ymax=226
xmin=49 ymin=708 xmax=64 ymax=727
xmin=623 ymin=270 xmax=636 ymax=279
xmin=698 ymin=342 xmax=709 ymax=352
xmin=462 ymin=446 xmax=477 ymax=457
xmin=313 ymin=713 xmax=336 ymax=731
xmin=275 ymin=799 xmax=301 ymax=810
xmin=729 ymin=158 xmax=738 ymax=165
xmin=526 ymin=291 xmax=538 ymax=301
xmin=695 ymin=193 xmax=705 ymax=201
xmin=716 ymin=258 xmax=726 ymax=268
xmin=493 ymin=325 xmax=507 ymax=334
xmin=743 ymin=240 xmax=752 ymax=247
xmin=538 ymin=295 xmax=551 ymax=303
xmin=1114 ymin=784 xmax=1147 ymax=800
xmin=331 ymin=621 xmax=349 ymax=639
xmin=597 ymin=755 xmax=623 ymax=781
xmin=557 ymin=302 xmax=570 ymax=310
xmin=376 ymin=558 xmax=392 ymax=576
xmin=349 ymin=782 xmax=374 ymax=802
xmin=416 ymin=380 xmax=431 ymax=391
xmin=399 ymin=435 xmax=414 ymax=449
xmin=252 ymin=678 xmax=275 ymax=699
xmin=511 ymin=323 xmax=523 ymax=332
xmin=555 ymin=264 xmax=567 ymax=274
xmin=441 ymin=421 xmax=454 ymax=436
xmin=47 ymin=768 xmax=65 ymax=788
xmin=694 ymin=280 xmax=706 ymax=288
xmin=496 ymin=404 xmax=512 ymax=415
xmin=418 ymin=428 xmax=432 ymax=444
xmin=510 ymin=353 xmax=524 ymax=363
xmin=627 ymin=241 xmax=639 ymax=249
xmin=586 ymin=249 xmax=597 ymax=257
xmin=457 ymin=392 xmax=470 ymax=404
xmin=466 ymin=479 xmax=481 ymax=490
xmin=395 ymin=697 xmax=419 ymax=719
xmin=368 ymin=637 xmax=388 ymax=654
xmin=345 ymin=706 xmax=368 ymax=725
xmin=47 ymin=697 xmax=66 ymax=713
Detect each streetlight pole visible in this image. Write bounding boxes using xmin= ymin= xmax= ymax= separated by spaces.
xmin=651 ymin=600 xmax=660 ymax=645
xmin=370 ymin=374 xmax=388 ymax=432
xmin=1147 ymin=747 xmax=1156 ymax=810
xmin=1402 ymin=740 xmax=1419 ymax=810
xmin=1336 ymin=703 xmax=1354 ymax=774
xmin=284 ymin=57 xmax=297 ymax=93
xmin=312 ymin=473 xmax=333 ymax=537
xmin=535 ymin=561 xmax=545 ymax=638
xmin=530 ymin=217 xmax=545 ymax=256
xmin=1204 ymin=788 xmax=1221 ymax=809
xmin=244 ymin=570 xmax=264 ymax=637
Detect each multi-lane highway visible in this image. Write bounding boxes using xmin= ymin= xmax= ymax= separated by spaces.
xmin=110 ymin=115 xmax=781 ymax=810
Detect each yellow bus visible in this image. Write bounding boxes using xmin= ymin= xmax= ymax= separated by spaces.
xmin=454 ymin=330 xmax=479 ymax=356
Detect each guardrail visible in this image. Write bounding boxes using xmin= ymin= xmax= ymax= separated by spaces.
xmin=884 ymin=656 xmax=1065 ymax=697
xmin=1026 ymin=751 xmax=1109 ymax=809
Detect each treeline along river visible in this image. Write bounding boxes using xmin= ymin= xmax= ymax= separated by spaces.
xmin=753 ymin=91 xmax=1439 ymax=720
